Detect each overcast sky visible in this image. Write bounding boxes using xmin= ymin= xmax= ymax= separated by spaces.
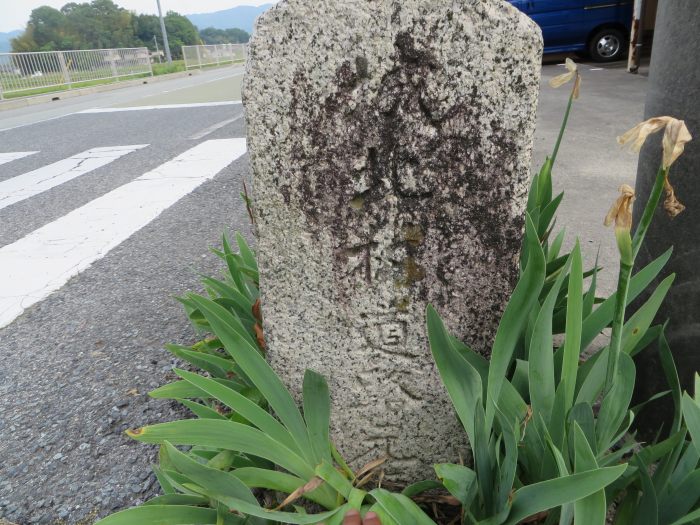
xmin=1 ymin=0 xmax=275 ymax=32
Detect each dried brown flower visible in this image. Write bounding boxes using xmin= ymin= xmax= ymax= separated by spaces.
xmin=618 ymin=117 xmax=692 ymax=169
xmin=604 ymin=184 xmax=636 ymax=231
xmin=549 ymin=58 xmax=581 ymax=99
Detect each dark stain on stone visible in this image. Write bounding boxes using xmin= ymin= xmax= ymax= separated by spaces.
xmin=356 ymin=56 xmax=369 ymax=79
xmin=283 ymin=28 xmax=525 ymax=352
xmin=402 ymin=224 xmax=425 ymax=247
xmin=400 ymin=257 xmax=426 ymax=287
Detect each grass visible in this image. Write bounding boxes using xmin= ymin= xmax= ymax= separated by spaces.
xmin=151 ymin=59 xmax=186 ymax=75
xmin=1 ymin=74 xmax=146 ymax=99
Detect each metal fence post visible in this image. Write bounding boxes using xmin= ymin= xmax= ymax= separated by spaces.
xmin=195 ymin=46 xmax=202 ymax=69
xmin=109 ymin=52 xmax=118 ymax=81
xmin=57 ymin=51 xmax=72 ymax=89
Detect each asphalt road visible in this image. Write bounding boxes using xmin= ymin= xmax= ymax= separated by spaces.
xmin=0 ymin=66 xmax=252 ymax=524
xmin=0 ymin=60 xmax=648 ymax=524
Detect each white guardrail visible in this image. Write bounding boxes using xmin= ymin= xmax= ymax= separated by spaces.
xmin=0 ymin=47 xmax=152 ymax=100
xmin=182 ymin=44 xmax=247 ymax=70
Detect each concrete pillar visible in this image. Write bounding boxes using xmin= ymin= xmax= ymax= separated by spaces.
xmin=633 ymin=0 xmax=700 ymax=434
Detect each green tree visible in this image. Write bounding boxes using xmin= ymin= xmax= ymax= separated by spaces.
xmin=10 ymin=26 xmax=39 ymax=52
xmin=199 ymin=27 xmax=250 ymax=44
xmin=10 ymin=0 xmax=198 ymax=54
xmin=163 ymin=11 xmax=199 ymax=59
xmin=134 ymin=14 xmax=161 ymax=50
xmin=62 ymin=0 xmax=139 ymax=49
xmin=199 ymin=27 xmax=250 ymax=45
xmin=23 ymin=6 xmax=69 ymax=51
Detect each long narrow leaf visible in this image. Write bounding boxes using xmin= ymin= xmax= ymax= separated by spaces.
xmin=581 ymin=248 xmax=672 ymax=350
xmin=573 ymin=423 xmax=606 ymax=525
xmin=561 ymin=241 xmax=583 ymax=409
xmin=370 ymin=488 xmax=436 ymax=525
xmin=188 ymin=295 xmax=315 ymax=464
xmin=499 ymin=465 xmax=626 ymax=525
xmin=222 ymin=234 xmax=253 ymax=300
xmin=658 ymin=328 xmax=682 ymax=434
xmin=659 ymin=469 xmax=700 ymax=524
xmin=162 ymin=442 xmax=266 ymax=525
xmin=219 ymin=496 xmax=345 ymax=524
xmin=596 ymin=353 xmax=635 ymax=452
xmin=234 ymin=467 xmax=336 ymax=508
xmin=177 ymin=399 xmax=227 ymax=420
xmin=315 ymin=462 xmax=356 ymax=500
xmin=127 ymin=419 xmax=314 ymax=479
xmin=95 ymin=506 xmax=243 ymax=525
xmin=582 ymin=252 xmax=599 ymax=318
xmin=670 ymin=508 xmax=700 ymax=525
xmin=173 ymin=368 xmax=298 ymax=453
xmin=538 ymin=192 xmax=564 ymax=239
xmin=236 ymin=232 xmax=258 ymax=273
xmin=548 ymin=229 xmax=566 ymax=263
xmin=167 ymin=344 xmax=234 ymax=378
xmin=529 ymin=253 xmax=571 ymax=423
xmin=632 ymin=455 xmax=658 ymax=525
xmin=486 ymin=214 xmax=546 ymax=431
xmin=427 ymin=306 xmax=482 ymax=445
xmin=622 ymin=274 xmax=675 ymax=355
xmin=142 ymin=494 xmax=209 ymax=506
xmin=682 ymin=390 xmax=700 ymax=456
xmin=434 ymin=463 xmax=477 ymax=509
xmin=303 ymin=370 xmax=333 ymax=466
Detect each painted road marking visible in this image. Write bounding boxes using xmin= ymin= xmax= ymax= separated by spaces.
xmin=189 ymin=114 xmax=245 ymax=140
xmin=0 ymin=145 xmax=148 ymax=212
xmin=0 ymin=151 xmax=39 ymax=166
xmin=0 ymin=138 xmax=247 ymax=329
xmin=0 ymin=114 xmax=68 ymax=134
xmin=78 ymin=101 xmax=242 ymax=113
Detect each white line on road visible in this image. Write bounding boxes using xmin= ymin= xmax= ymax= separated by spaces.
xmin=0 ymin=145 xmax=148 ymax=212
xmin=189 ymin=114 xmax=245 ymax=140
xmin=0 ymin=138 xmax=247 ymax=329
xmin=78 ymin=101 xmax=242 ymax=113
xmin=0 ymin=114 xmax=72 ymax=134
xmin=0 ymin=151 xmax=39 ymax=166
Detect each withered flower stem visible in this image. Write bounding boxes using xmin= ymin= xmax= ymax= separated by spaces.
xmin=604 ymin=165 xmax=669 ymax=396
xmin=549 ymin=59 xmax=582 ymax=165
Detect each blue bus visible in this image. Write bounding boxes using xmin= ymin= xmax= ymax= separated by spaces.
xmin=508 ymin=1 xmax=634 ymax=62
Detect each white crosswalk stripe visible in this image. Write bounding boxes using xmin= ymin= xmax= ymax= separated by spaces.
xmin=0 ymin=138 xmax=247 ymax=328
xmin=0 ymin=145 xmax=148 ymax=212
xmin=0 ymin=151 xmax=39 ymax=166
xmin=78 ymin=101 xmax=242 ymax=113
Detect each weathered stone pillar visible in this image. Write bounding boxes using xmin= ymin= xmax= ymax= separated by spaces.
xmin=244 ymin=0 xmax=542 ymax=481
xmin=632 ymin=0 xmax=700 ymax=437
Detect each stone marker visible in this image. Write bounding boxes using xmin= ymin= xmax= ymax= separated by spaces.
xmin=244 ymin=0 xmax=542 ymax=481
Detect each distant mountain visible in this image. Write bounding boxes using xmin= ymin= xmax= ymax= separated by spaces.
xmin=0 ymin=30 xmax=21 ymax=53
xmin=186 ymin=4 xmax=274 ymax=34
